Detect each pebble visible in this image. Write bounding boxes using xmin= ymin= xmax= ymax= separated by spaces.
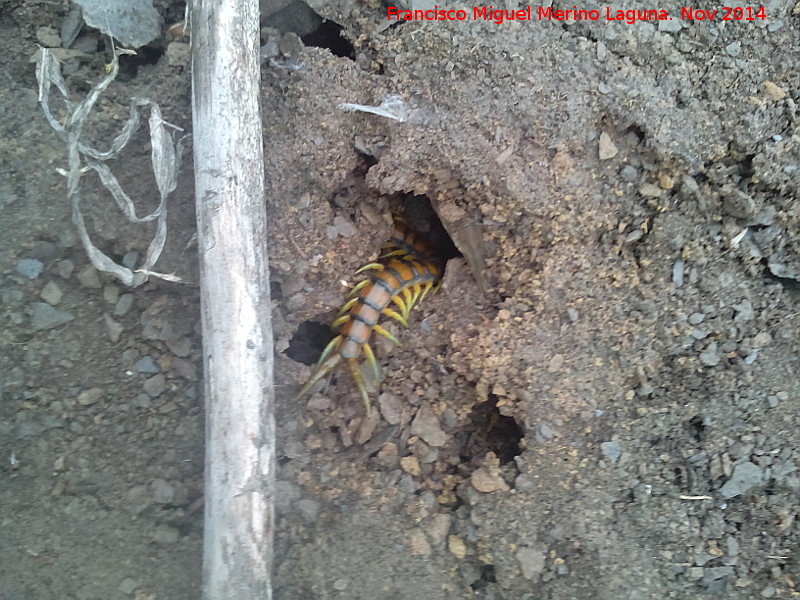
xmin=57 ymin=259 xmax=75 ymax=279
xmin=620 ymin=165 xmax=638 ymax=182
xmin=639 ymin=183 xmax=663 ymax=198
xmin=688 ymin=312 xmax=705 ymax=325
xmin=30 ymin=302 xmax=74 ymax=330
xmin=103 ymin=283 xmax=120 ymax=304
xmin=601 ymin=441 xmax=621 ymax=463
xmin=332 ymin=578 xmax=349 ymax=591
xmin=333 ymin=215 xmax=358 ymax=238
xmin=410 ymin=405 xmax=447 ymax=447
xmin=135 ymin=356 xmax=160 ymax=374
xmin=118 ymin=577 xmax=138 ymax=594
xmin=763 ymin=81 xmax=786 ymax=101
xmin=598 ymin=132 xmax=618 ymax=160
xmin=36 ymin=25 xmax=62 ymax=47
xmin=470 ymin=467 xmax=510 ymax=493
xmin=151 ymin=525 xmax=180 ymax=544
xmin=296 ymin=498 xmax=320 ymax=523
xmin=40 ymin=281 xmax=63 ymax=305
xmin=17 ymin=259 xmax=44 ymax=279
xmin=143 ymin=374 xmax=167 ymax=398
xmin=659 ymin=18 xmax=682 ymax=33
xmin=114 ymin=294 xmax=134 ymax=316
xmin=150 ymin=478 xmax=176 ymax=504
xmin=517 ymin=545 xmax=546 ymax=580
xmin=104 ymin=314 xmax=124 ymax=342
xmin=408 ymin=530 xmax=431 ymax=556
xmin=724 ymin=41 xmax=741 ymax=57
xmin=77 ymin=265 xmax=102 ymax=289
xmin=400 ymin=456 xmax=421 ymax=476
xmin=719 ymin=462 xmax=763 ymax=498
xmin=448 ymin=535 xmax=467 ymax=559
xmin=122 ymin=251 xmax=139 ymax=270
xmin=77 ymin=387 xmax=104 ymax=406
xmin=699 ymin=342 xmax=721 ymax=367
xmin=673 ymin=260 xmax=685 ymax=286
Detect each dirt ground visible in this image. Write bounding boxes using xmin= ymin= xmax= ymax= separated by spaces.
xmin=1 ymin=0 xmax=799 ymax=599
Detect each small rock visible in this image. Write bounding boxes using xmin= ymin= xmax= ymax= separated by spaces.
xmin=470 ymin=467 xmax=510 ymax=493
xmin=400 ymin=455 xmax=421 ymax=477
xmin=724 ymin=41 xmax=741 ymax=57
xmin=378 ymin=392 xmax=406 ymax=425
xmin=752 ymin=332 xmax=772 ymax=348
xmin=143 ymin=374 xmax=167 ymax=398
xmin=408 ymin=530 xmax=430 ymax=556
xmin=719 ymin=462 xmax=763 ymax=498
xmin=114 ymin=294 xmax=134 ymax=316
xmin=427 ymin=514 xmax=452 ymax=546
xmin=104 ymin=314 xmax=124 ymax=342
xmin=118 ymin=577 xmax=138 ymax=594
xmin=639 ymin=183 xmax=663 ymax=198
xmin=699 ymin=342 xmax=721 ymax=367
xmin=122 ymin=251 xmax=139 ymax=270
xmin=333 ymin=215 xmax=358 ymax=237
xmin=103 ymin=283 xmax=120 ymax=304
xmin=410 ymin=405 xmax=447 ymax=447
xmin=296 ymin=498 xmax=320 ymax=523
xmin=135 ymin=356 xmax=160 ymax=374
xmin=620 ymin=165 xmax=638 ymax=182
xmin=673 ymin=260 xmax=685 ymax=286
xmin=30 ymin=302 xmax=74 ymax=330
xmin=601 ymin=441 xmax=621 ymax=463
xmin=57 ymin=259 xmax=75 ymax=279
xmin=77 ymin=387 xmax=104 ymax=406
xmin=332 ymin=578 xmax=349 ymax=591
xmin=77 ymin=265 xmax=102 ymax=289
xmin=659 ymin=18 xmax=682 ymax=33
xmin=448 ymin=535 xmax=467 ymax=559
xmin=688 ymin=312 xmax=705 ymax=325
xmin=17 ymin=259 xmax=44 ymax=279
xmin=763 ymin=81 xmax=786 ymax=101
xmin=152 ymin=524 xmax=180 ymax=544
xmin=166 ymin=41 xmax=190 ymax=66
xmin=165 ymin=336 xmax=192 ymax=357
xmin=40 ymin=281 xmax=63 ymax=305
xmin=150 ymin=478 xmax=176 ymax=504
xmin=598 ymin=132 xmax=618 ymax=160
xmin=36 ymin=25 xmax=62 ymax=47
xmin=517 ymin=545 xmax=546 ymax=580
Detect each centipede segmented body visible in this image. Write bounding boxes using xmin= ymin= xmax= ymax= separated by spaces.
xmin=294 ymin=212 xmax=443 ymax=414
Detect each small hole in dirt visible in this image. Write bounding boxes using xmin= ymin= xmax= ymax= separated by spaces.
xmin=115 ymin=45 xmax=165 ymax=79
xmin=470 ymin=564 xmax=497 ymax=589
xmin=687 ymin=415 xmax=706 ymax=441
xmin=399 ymin=194 xmax=462 ymax=263
xmin=285 ymin=320 xmax=334 ymax=365
xmin=461 ymin=395 xmax=524 ymax=466
xmin=302 ymin=19 xmax=354 ymax=59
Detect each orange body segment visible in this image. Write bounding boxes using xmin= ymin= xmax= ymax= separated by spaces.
xmin=293 ymin=213 xmax=443 ymax=413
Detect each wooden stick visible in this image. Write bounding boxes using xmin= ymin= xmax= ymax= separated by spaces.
xmin=191 ymin=1 xmax=275 ymax=598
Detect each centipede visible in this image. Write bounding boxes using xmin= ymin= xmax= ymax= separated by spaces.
xmin=293 ymin=212 xmax=443 ymax=414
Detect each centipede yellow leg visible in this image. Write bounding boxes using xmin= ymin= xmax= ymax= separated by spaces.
xmin=355 ymin=262 xmax=384 ymax=274
xmin=293 ymin=351 xmax=342 ymax=402
xmin=362 ymin=342 xmax=380 ymax=381
xmin=347 ymin=357 xmax=372 ymax=415
xmin=381 ymin=307 xmax=407 ymax=326
xmin=373 ymin=323 xmax=400 ymax=345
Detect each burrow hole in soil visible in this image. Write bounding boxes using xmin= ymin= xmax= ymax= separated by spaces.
xmin=302 ymin=19 xmax=354 ymax=59
xmin=459 ymin=394 xmax=524 ymax=466
xmin=285 ymin=194 xmax=461 ymax=367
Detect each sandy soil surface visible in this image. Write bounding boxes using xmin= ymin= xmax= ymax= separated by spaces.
xmin=1 ymin=1 xmax=798 ymax=599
